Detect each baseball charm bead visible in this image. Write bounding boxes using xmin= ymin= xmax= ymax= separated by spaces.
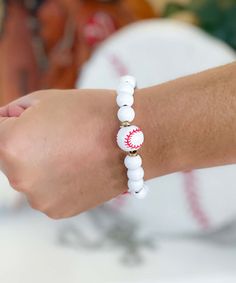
xmin=124 ymin=155 xmax=142 ymax=170
xmin=116 ymin=94 xmax=134 ymax=107
xmin=127 ymin=167 xmax=144 ymax=181
xmin=128 ymin=179 xmax=144 ymax=193
xmin=120 ymin=75 xmax=136 ymax=88
xmin=117 ymin=125 xmax=144 ymax=152
xmin=117 ymin=106 xmax=135 ymax=122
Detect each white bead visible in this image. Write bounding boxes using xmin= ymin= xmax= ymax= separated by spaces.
xmin=127 ymin=167 xmax=144 ymax=181
xmin=117 ymin=83 xmax=134 ymax=96
xmin=120 ymin=75 xmax=136 ymax=88
xmin=117 ymin=106 xmax=135 ymax=122
xmin=117 ymin=125 xmax=144 ymax=152
xmin=128 ymin=179 xmax=144 ymax=193
xmin=132 ymin=184 xmax=149 ymax=199
xmin=116 ymin=94 xmax=134 ymax=107
xmin=124 ymin=155 xmax=142 ymax=170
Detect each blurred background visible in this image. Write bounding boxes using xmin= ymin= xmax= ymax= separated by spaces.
xmin=0 ymin=0 xmax=236 ymax=282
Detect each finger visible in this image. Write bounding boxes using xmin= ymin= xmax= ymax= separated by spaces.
xmin=0 ymin=89 xmax=67 ymax=118
xmin=0 ymin=104 xmax=25 ymax=117
xmin=0 ymin=90 xmax=57 ymax=118
xmin=10 ymin=89 xmax=66 ymax=109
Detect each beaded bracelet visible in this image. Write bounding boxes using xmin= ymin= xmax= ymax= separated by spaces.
xmin=116 ymin=75 xmax=149 ymax=199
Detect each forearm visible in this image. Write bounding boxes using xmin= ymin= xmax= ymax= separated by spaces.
xmin=136 ymin=62 xmax=236 ymax=179
xmin=2 ymin=63 xmax=236 ymax=218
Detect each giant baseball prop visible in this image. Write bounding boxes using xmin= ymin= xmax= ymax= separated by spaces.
xmin=78 ymin=19 xmax=236 ymax=234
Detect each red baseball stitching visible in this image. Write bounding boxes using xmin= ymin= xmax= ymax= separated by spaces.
xmin=107 ymin=54 xmax=129 ymax=76
xmin=183 ymin=171 xmax=210 ymax=230
xmin=124 ymin=128 xmax=143 ymax=150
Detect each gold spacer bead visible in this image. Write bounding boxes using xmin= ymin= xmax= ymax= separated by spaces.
xmin=129 ymin=150 xmax=138 ymax=157
xmin=120 ymin=121 xmax=131 ymax=127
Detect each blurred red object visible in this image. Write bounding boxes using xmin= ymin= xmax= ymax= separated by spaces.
xmin=0 ymin=0 xmax=155 ymax=104
xmin=0 ymin=1 xmax=39 ymax=105
xmin=39 ymin=0 xmax=155 ymax=89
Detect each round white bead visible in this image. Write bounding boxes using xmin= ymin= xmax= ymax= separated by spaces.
xmin=117 ymin=106 xmax=135 ymax=122
xmin=117 ymin=125 xmax=144 ymax=152
xmin=120 ymin=75 xmax=136 ymax=88
xmin=132 ymin=184 xmax=149 ymax=199
xmin=117 ymin=83 xmax=134 ymax=96
xmin=124 ymin=155 xmax=142 ymax=170
xmin=116 ymin=94 xmax=134 ymax=107
xmin=128 ymin=179 xmax=144 ymax=193
xmin=127 ymin=167 xmax=144 ymax=181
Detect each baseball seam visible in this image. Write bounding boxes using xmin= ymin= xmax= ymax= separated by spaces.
xmin=124 ymin=128 xmax=142 ymax=150
xmin=107 ymin=54 xmax=129 ymax=76
xmin=183 ymin=171 xmax=210 ymax=230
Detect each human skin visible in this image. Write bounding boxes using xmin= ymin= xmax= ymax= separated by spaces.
xmin=0 ymin=62 xmax=235 ymax=219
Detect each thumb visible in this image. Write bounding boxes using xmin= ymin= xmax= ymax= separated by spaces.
xmin=0 ymin=91 xmax=49 ymax=173
xmin=0 ymin=93 xmax=38 ymax=154
xmin=0 ymin=92 xmax=41 ymax=118
xmin=0 ymin=97 xmax=32 ymax=174
xmin=0 ymin=90 xmax=62 ymax=119
xmin=0 ymin=104 xmax=25 ymax=118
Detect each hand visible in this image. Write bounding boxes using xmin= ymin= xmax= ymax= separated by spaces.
xmin=0 ymin=89 xmax=127 ymax=219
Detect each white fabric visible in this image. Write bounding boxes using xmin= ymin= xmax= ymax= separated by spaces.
xmin=0 ymin=210 xmax=236 ymax=283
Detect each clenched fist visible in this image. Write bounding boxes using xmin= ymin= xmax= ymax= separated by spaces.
xmin=0 ymin=90 xmax=129 ymax=219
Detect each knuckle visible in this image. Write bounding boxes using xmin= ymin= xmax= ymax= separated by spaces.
xmin=45 ymin=211 xmax=62 ymax=220
xmin=43 ymin=208 xmax=68 ymax=220
xmin=31 ymin=90 xmax=45 ymax=97
xmin=28 ymin=198 xmax=41 ymax=211
xmin=8 ymin=176 xmax=26 ymax=192
xmin=28 ymin=200 xmax=38 ymax=211
xmin=28 ymin=196 xmax=49 ymax=213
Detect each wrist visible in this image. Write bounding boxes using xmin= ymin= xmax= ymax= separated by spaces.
xmin=134 ymin=85 xmax=186 ymax=179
